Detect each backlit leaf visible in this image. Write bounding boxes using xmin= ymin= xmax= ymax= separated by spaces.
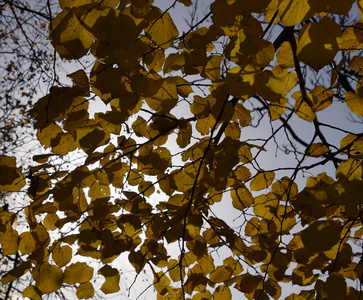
xmin=0 ymin=155 xmax=25 ymax=192
xmin=297 ymin=17 xmax=342 ymax=72
xmin=98 ymin=265 xmax=120 ymax=294
xmin=32 ymin=263 xmax=63 ymax=294
xmin=147 ymin=12 xmax=179 ymax=49
xmin=52 ymin=243 xmax=72 ymax=268
xmin=23 ymin=286 xmax=42 ymax=300
xmin=0 ymin=228 xmax=18 ymax=255
xmin=213 ymin=285 xmax=232 ymax=300
xmin=2 ymin=261 xmax=31 ymax=284
xmin=64 ymin=262 xmax=94 ymax=284
xmin=306 ymin=143 xmax=330 ymax=157
xmin=231 ymin=186 xmax=254 ymax=210
xmin=77 ymin=282 xmax=95 ymax=299
xmin=19 ymin=232 xmax=37 ymax=255
xmin=250 ymin=171 xmax=275 ymax=191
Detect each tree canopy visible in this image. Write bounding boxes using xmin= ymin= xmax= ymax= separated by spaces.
xmin=1 ymin=0 xmax=363 ymax=299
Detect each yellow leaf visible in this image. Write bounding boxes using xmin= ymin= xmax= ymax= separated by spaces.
xmin=52 ymin=243 xmax=72 ymax=268
xmin=191 ymin=95 xmax=210 ymax=118
xmin=277 ymin=41 xmax=294 ymax=68
xmin=224 ymin=122 xmax=240 ymax=140
xmin=132 ymin=116 xmax=148 ymax=137
xmin=250 ymin=171 xmax=275 ymax=191
xmin=138 ymin=180 xmax=155 ymax=197
xmin=144 ymin=48 xmax=165 ymax=73
xmin=23 ymin=286 xmax=42 ymax=300
xmin=129 ymin=250 xmax=146 ymax=273
xmin=51 ymin=132 xmax=78 ymax=155
xmin=300 ymin=220 xmax=341 ymax=252
xmin=177 ymin=0 xmax=192 ymax=6
xmin=147 ymin=12 xmax=179 ymax=49
xmin=196 ymin=114 xmax=216 ymax=135
xmin=64 ymin=262 xmax=94 ymax=284
xmin=341 ymin=27 xmax=363 ymax=52
xmin=310 ymin=86 xmax=333 ymax=112
xmin=0 ymin=155 xmax=25 ymax=192
xmin=51 ymin=12 xmax=94 ymax=59
xmin=297 ymin=17 xmax=341 ymax=72
xmin=173 ymin=76 xmax=193 ymax=97
xmin=197 ymin=255 xmax=215 ymax=275
xmin=44 ymin=213 xmax=60 ymax=231
xmin=345 ymin=90 xmax=363 ymax=116
xmin=348 ymin=56 xmax=363 ymax=73
xmin=166 ymin=259 xmax=180 ymax=282
xmin=213 ymin=285 xmax=232 ymax=300
xmin=255 ymin=70 xmax=297 ymax=102
xmin=292 ymin=91 xmax=315 ymax=121
xmin=238 ymin=144 xmax=253 ymax=163
xmin=77 ymin=282 xmax=95 ymax=299
xmin=76 ymin=126 xmax=110 ymax=154
xmin=177 ymin=119 xmax=192 ymax=148
xmin=19 ymin=232 xmax=37 ymax=255
xmin=59 ymin=0 xmax=119 ymax=9
xmin=1 ymin=261 xmax=31 ymax=284
xmin=144 ymin=78 xmax=178 ymax=113
xmin=201 ymin=55 xmax=223 ymax=81
xmin=32 ymin=263 xmax=63 ymax=294
xmin=164 ymin=52 xmax=185 ymax=73
xmin=306 ymin=143 xmax=330 ymax=157
xmin=232 ymin=103 xmax=251 ymax=127
xmin=98 ymin=265 xmax=120 ymax=294
xmin=231 ymin=186 xmax=254 ymax=210
xmin=336 ymin=158 xmax=363 ymax=180
xmin=278 ymin=0 xmax=313 ymax=26
xmin=210 ymin=265 xmax=233 ymax=283
xmin=0 ymin=228 xmax=18 ymax=255
xmin=269 ymin=97 xmax=288 ymax=120
xmin=253 ymin=192 xmax=279 ymax=219
xmin=310 ymin=0 xmax=355 ymax=15
xmin=154 ymin=271 xmax=171 ymax=295
xmin=233 ymin=166 xmax=251 ymax=182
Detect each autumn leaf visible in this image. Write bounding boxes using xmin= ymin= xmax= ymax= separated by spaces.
xmin=32 ymin=263 xmax=63 ymax=294
xmin=0 ymin=155 xmax=25 ymax=192
xmin=297 ymin=17 xmax=342 ymax=72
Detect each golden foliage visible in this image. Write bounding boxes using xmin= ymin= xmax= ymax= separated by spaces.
xmin=1 ymin=0 xmax=363 ymax=299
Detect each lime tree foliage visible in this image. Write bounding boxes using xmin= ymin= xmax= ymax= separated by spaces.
xmin=1 ymin=0 xmax=363 ymax=299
